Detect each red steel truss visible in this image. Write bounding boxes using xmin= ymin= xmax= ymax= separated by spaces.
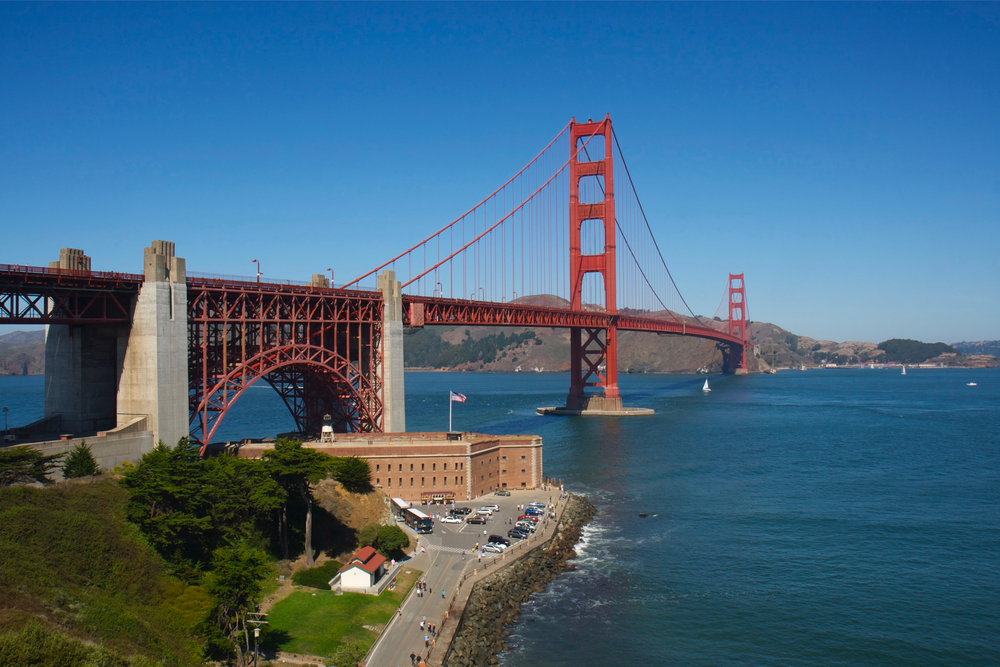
xmin=0 ymin=263 xmax=142 ymax=324
xmin=186 ymin=276 xmax=385 ymax=452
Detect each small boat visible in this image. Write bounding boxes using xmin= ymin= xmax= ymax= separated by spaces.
xmin=702 ymin=379 xmax=711 ymax=392
xmin=639 ymin=513 xmax=648 ymax=518
xmin=967 ymin=382 xmax=977 ymax=386
xmin=902 ymin=365 xmax=907 ymax=375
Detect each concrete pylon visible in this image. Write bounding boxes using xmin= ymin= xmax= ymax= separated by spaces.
xmin=44 ymin=248 xmax=123 ymax=434
xmin=116 ymin=241 xmax=189 ymax=448
xmin=378 ymin=270 xmax=405 ymax=433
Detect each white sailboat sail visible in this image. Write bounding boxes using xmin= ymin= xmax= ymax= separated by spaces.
xmin=702 ymin=379 xmax=711 ymax=392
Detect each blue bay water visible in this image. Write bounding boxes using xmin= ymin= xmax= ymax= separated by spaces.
xmin=1 ymin=368 xmax=998 ymax=664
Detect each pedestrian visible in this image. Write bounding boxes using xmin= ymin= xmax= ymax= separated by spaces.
xmin=441 ymin=589 xmax=445 ymax=599
xmin=420 ymin=620 xmax=425 ymax=631
xmin=410 ymin=652 xmax=416 ymax=665
xmin=462 ymin=550 xmax=466 ymax=560
xmin=424 ymin=634 xmax=430 ymax=648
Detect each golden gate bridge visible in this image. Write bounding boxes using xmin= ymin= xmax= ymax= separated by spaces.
xmin=0 ymin=116 xmax=752 ymax=453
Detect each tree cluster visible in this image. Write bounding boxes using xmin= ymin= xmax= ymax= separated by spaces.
xmin=119 ymin=438 xmax=372 ymax=665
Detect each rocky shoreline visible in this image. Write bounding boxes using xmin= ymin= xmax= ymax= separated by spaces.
xmin=442 ymin=493 xmax=597 ymax=667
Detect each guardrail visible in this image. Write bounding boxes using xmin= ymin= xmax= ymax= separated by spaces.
xmin=0 ymin=263 xmax=144 ymax=282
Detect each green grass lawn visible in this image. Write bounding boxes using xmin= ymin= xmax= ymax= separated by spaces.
xmin=267 ymin=567 xmax=421 ymax=657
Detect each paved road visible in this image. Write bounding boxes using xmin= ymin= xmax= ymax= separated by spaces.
xmin=367 ymin=489 xmax=558 ymax=667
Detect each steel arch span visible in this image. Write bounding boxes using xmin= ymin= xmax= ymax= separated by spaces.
xmin=187 ymin=276 xmax=385 ymax=453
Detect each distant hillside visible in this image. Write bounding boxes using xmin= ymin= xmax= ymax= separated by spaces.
xmin=403 ymin=319 xmax=767 ymax=374
xmin=403 ymin=321 xmax=998 ymax=372
xmin=0 ymin=329 xmax=44 ymax=375
xmin=953 ymin=340 xmax=1000 ymax=357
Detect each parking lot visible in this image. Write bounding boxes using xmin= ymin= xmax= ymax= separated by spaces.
xmin=371 ymin=487 xmax=563 ymax=667
xmin=414 ymin=489 xmax=559 ymax=554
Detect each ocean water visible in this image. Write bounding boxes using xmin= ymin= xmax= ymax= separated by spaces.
xmin=2 ymin=368 xmax=998 ymax=664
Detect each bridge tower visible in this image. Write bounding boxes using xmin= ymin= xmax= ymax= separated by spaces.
xmin=566 ymin=115 xmax=621 ymax=411
xmin=726 ymin=272 xmax=749 ymax=374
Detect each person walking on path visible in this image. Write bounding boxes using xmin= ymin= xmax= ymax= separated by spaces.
xmin=442 ymin=589 xmax=446 ymax=599
xmin=410 ymin=652 xmax=416 ymax=665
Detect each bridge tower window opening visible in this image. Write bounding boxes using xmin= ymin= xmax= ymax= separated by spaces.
xmin=576 ymin=134 xmax=605 ymax=160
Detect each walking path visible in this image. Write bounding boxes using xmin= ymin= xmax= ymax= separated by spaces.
xmin=365 ymin=490 xmax=568 ymax=667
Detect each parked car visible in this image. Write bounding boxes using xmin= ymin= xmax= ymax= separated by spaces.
xmin=527 ymin=502 xmax=546 ymax=509
xmin=481 ymin=504 xmax=500 ymax=511
xmin=515 ymin=522 xmax=536 ymax=533
xmin=494 ymin=489 xmax=511 ymax=496
xmin=451 ymin=507 xmax=472 ymax=516
xmin=481 ymin=543 xmax=503 ymax=554
xmin=508 ymin=528 xmax=529 ymax=539
xmin=488 ymin=535 xmax=511 ymax=547
xmin=476 ymin=508 xmax=493 ymax=516
xmin=518 ymin=515 xmax=539 ymax=523
xmin=524 ymin=508 xmax=543 ymax=516
xmin=467 ymin=515 xmax=487 ymax=525
xmin=441 ymin=515 xmax=462 ymax=524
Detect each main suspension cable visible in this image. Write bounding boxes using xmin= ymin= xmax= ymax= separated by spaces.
xmin=611 ymin=128 xmax=706 ymax=326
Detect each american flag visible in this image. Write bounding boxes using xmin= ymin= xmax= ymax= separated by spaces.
xmin=450 ymin=391 xmax=467 ymax=403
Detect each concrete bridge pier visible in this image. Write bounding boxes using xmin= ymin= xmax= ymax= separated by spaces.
xmin=43 ymin=248 xmax=127 ymax=434
xmin=378 ymin=270 xmax=406 ymax=432
xmin=116 ymin=241 xmax=189 ymax=448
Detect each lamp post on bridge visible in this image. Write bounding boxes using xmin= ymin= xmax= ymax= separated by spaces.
xmin=327 ymin=267 xmax=334 ymax=288
xmin=252 ymin=259 xmax=262 ymax=284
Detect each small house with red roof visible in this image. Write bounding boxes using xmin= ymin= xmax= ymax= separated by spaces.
xmin=330 ymin=546 xmax=387 ymax=592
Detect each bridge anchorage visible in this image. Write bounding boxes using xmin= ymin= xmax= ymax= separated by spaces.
xmin=349 ymin=114 xmax=755 ymax=417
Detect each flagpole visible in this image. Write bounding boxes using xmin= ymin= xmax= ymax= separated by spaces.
xmin=449 ymin=391 xmax=453 ymax=432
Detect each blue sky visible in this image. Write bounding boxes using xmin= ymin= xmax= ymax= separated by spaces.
xmin=2 ymin=2 xmax=997 ymax=343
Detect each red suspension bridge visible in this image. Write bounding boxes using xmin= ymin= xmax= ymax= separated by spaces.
xmin=345 ymin=115 xmax=752 ymax=410
xmin=0 ymin=116 xmax=753 ymax=450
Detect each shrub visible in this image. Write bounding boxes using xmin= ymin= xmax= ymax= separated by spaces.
xmin=375 ymin=525 xmax=408 ymax=557
xmin=328 ymin=641 xmax=368 ymax=667
xmin=356 ymin=522 xmax=379 ymax=548
xmin=63 ymin=441 xmax=99 ymax=478
xmin=291 ymin=560 xmax=344 ymax=589
xmin=333 ymin=456 xmax=372 ymax=493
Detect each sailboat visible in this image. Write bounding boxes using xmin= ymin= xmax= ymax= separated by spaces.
xmin=702 ymin=379 xmax=711 ymax=392
xmin=902 ymin=364 xmax=907 ymax=375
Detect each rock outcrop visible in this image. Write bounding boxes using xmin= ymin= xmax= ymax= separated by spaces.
xmin=443 ymin=494 xmax=597 ymax=667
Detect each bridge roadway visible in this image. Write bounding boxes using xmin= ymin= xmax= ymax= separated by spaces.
xmin=0 ymin=263 xmax=744 ymax=349
xmin=369 ymin=488 xmax=561 ymax=667
xmin=405 ymin=294 xmax=745 ymax=347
